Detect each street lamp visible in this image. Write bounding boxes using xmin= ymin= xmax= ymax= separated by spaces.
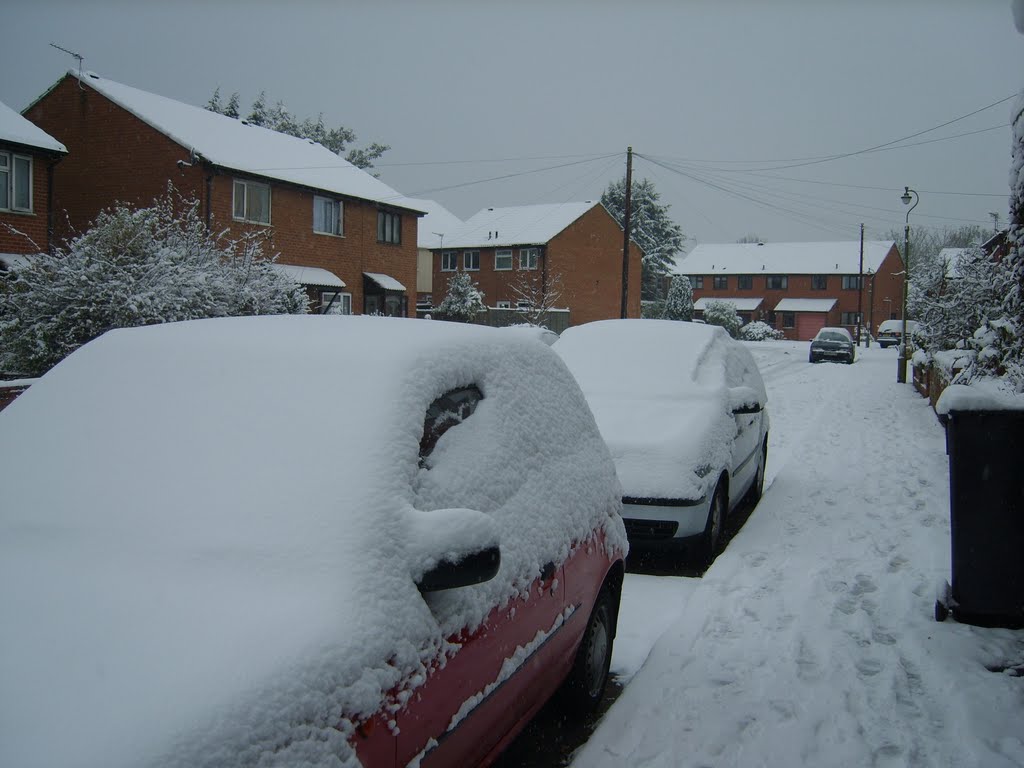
xmin=897 ymin=186 xmax=919 ymax=383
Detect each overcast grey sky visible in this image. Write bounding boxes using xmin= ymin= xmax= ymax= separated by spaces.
xmin=3 ymin=0 xmax=1021 ymax=247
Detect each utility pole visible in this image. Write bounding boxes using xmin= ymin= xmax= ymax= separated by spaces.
xmin=989 ymin=211 xmax=1000 ymax=233
xmin=620 ymin=146 xmax=633 ymax=319
xmin=856 ymin=223 xmax=864 ymax=348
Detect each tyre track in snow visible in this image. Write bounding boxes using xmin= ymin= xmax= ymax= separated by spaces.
xmin=572 ymin=345 xmax=1024 ymax=768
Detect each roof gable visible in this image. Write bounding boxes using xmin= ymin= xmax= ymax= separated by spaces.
xmin=439 ymin=201 xmax=601 ymax=249
xmin=66 ymin=71 xmax=419 ymax=211
xmin=0 ymin=100 xmax=66 ymax=154
xmin=676 ymin=240 xmax=897 ymax=276
xmin=404 ymin=198 xmax=464 ymax=249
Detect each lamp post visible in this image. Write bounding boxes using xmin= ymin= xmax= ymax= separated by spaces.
xmin=897 ymin=186 xmax=919 ymax=383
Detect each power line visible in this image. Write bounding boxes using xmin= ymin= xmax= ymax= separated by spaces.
xmin=374 ymin=151 xmax=617 ymax=168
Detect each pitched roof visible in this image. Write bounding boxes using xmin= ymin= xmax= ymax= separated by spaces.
xmin=439 ymin=201 xmax=602 ymax=249
xmin=60 ymin=71 xmax=420 ymax=211
xmin=675 ymin=241 xmax=897 ymax=276
xmin=0 ymin=100 xmax=65 ymax=154
xmin=404 ymin=198 xmax=464 ymax=249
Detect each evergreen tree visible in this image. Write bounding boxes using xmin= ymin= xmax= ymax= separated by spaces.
xmin=205 ymin=87 xmax=222 ymax=113
xmin=601 ymin=177 xmax=686 ymax=301
xmin=246 ymin=91 xmax=268 ymax=126
xmin=224 ymin=92 xmax=240 ymax=119
xmin=0 ymin=187 xmax=307 ymax=377
xmin=663 ymin=275 xmax=694 ymax=321
xmin=436 ymin=272 xmax=485 ymax=322
xmin=702 ymin=299 xmax=741 ymax=338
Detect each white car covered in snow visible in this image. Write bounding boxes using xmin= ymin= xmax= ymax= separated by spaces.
xmin=0 ymin=315 xmax=627 ymax=768
xmin=555 ymin=319 xmax=769 ymax=567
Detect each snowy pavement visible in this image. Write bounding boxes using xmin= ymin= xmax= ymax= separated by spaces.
xmin=578 ymin=342 xmax=1024 ymax=768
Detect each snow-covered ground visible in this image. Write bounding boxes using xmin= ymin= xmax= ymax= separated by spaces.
xmin=581 ymin=341 xmax=1024 ymax=768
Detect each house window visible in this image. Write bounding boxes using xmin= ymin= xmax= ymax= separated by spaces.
xmin=320 ymin=290 xmax=352 ymax=315
xmin=766 ymin=275 xmax=788 ymax=290
xmin=690 ymin=275 xmax=704 ymax=289
xmin=0 ymin=152 xmax=32 ymax=212
xmin=232 ymin=179 xmax=271 ymax=224
xmin=377 ymin=210 xmax=402 ymax=244
xmin=781 ymin=312 xmax=795 ymax=328
xmin=313 ymin=196 xmax=343 ymax=235
xmin=520 ymin=248 xmax=539 ymax=270
xmin=841 ymin=311 xmax=862 ymax=325
xmin=811 ymin=275 xmax=828 ymax=290
xmin=713 ymin=276 xmax=728 ymax=290
xmin=842 ymin=275 xmax=862 ymax=290
xmin=517 ymin=300 xmax=533 ymax=310
xmin=495 ymin=249 xmax=513 ymax=271
xmin=496 ymin=300 xmax=511 ymax=309
xmin=441 ymin=251 xmax=457 ymax=271
xmin=464 ymin=250 xmax=480 ymax=271
xmin=737 ymin=275 xmax=753 ymax=290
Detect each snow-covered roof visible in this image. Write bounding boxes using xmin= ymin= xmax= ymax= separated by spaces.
xmin=0 ymin=100 xmax=66 ymax=154
xmin=62 ymin=71 xmax=421 ymax=212
xmin=404 ymin=198 xmax=464 ymax=250
xmin=773 ymin=298 xmax=837 ymax=312
xmin=364 ymin=271 xmax=406 ymax=291
xmin=269 ymin=263 xmax=345 ymax=288
xmin=694 ymin=297 xmax=764 ymax=311
xmin=675 ymin=241 xmax=896 ymax=275
xmin=439 ymin=201 xmax=601 ymax=249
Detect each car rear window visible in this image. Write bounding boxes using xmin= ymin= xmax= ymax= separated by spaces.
xmin=816 ymin=331 xmax=849 ymax=342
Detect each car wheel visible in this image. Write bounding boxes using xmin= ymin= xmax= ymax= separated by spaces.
xmin=562 ymin=585 xmax=615 ymax=712
xmin=696 ymin=479 xmax=726 ymax=569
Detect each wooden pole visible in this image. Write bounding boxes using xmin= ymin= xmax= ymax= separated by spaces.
xmin=620 ymin=147 xmax=633 ymax=319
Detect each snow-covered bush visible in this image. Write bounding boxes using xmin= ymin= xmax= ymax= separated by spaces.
xmin=435 ymin=272 xmax=485 ymax=322
xmin=739 ymin=321 xmax=784 ymax=341
xmin=0 ymin=189 xmax=307 ymax=377
xmin=702 ymin=299 xmax=742 ymax=338
xmin=663 ymin=275 xmax=694 ymax=321
xmin=641 ymin=299 xmax=665 ymax=319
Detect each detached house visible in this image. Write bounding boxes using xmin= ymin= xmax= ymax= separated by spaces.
xmin=0 ymin=99 xmax=66 ymax=270
xmin=430 ymin=201 xmax=642 ymax=327
xmin=23 ymin=71 xmax=423 ymax=316
xmin=676 ymin=240 xmax=904 ymax=341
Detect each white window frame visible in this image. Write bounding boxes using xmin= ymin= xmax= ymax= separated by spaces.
xmin=0 ymin=152 xmax=32 ymax=213
xmin=842 ymin=275 xmax=862 ymax=290
xmin=320 ymin=290 xmax=352 ymax=315
xmin=313 ymin=195 xmax=343 ymax=236
xmin=441 ymin=251 xmax=458 ymax=272
xmin=766 ymin=275 xmax=789 ymax=290
xmin=519 ymin=247 xmax=539 ymax=270
xmin=496 ymin=300 xmax=511 ymax=309
xmin=232 ymin=179 xmax=271 ymax=224
xmin=495 ymin=249 xmax=513 ymax=271
xmin=516 ymin=300 xmax=533 ymax=310
xmin=377 ymin=210 xmax=401 ymax=244
xmin=464 ymin=250 xmax=480 ymax=271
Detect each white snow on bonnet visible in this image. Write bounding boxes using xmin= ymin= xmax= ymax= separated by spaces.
xmin=0 ymin=99 xmax=66 ymax=153
xmin=0 ymin=315 xmax=624 ymax=768
xmin=555 ymin=320 xmax=767 ymax=499
xmin=67 ymin=71 xmax=422 ymax=212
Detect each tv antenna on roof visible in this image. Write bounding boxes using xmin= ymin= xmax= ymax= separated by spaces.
xmin=49 ymin=43 xmax=85 ymax=87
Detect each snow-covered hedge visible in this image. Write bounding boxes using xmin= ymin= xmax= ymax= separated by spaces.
xmin=739 ymin=321 xmax=784 ymax=341
xmin=0 ymin=189 xmax=307 ymax=377
xmin=702 ymin=299 xmax=742 ymax=338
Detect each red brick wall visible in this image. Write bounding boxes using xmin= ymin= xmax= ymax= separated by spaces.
xmin=24 ymin=75 xmax=419 ymax=316
xmin=429 ymin=205 xmax=642 ymax=326
xmin=0 ymin=146 xmax=57 ymax=254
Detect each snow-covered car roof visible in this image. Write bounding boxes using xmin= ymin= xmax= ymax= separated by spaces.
xmin=813 ymin=327 xmax=853 ymax=340
xmin=0 ymin=315 xmax=624 ymax=768
xmin=555 ymin=320 xmax=767 ymax=500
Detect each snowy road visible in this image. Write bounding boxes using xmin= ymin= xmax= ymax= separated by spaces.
xmin=576 ymin=342 xmax=1024 ymax=768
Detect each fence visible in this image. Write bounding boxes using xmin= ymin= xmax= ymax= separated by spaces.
xmin=416 ymin=307 xmax=571 ymax=334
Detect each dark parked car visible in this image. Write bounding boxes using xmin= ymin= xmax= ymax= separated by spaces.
xmin=0 ymin=315 xmax=627 ymax=768
xmin=809 ymin=327 xmax=855 ymax=364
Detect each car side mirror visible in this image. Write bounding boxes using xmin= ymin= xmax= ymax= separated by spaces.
xmin=417 ymin=546 xmax=501 ymax=592
xmin=729 ymin=386 xmax=763 ymax=415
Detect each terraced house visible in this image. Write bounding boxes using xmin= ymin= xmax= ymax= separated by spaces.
xmin=675 ymin=240 xmax=905 ymax=341
xmin=23 ymin=70 xmax=423 ymax=316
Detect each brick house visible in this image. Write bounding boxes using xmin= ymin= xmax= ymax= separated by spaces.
xmin=406 ymin=197 xmax=463 ymax=311
xmin=675 ymin=240 xmax=905 ymax=341
xmin=430 ymin=201 xmax=643 ymax=327
xmin=0 ymin=99 xmax=66 ymax=270
xmin=23 ymin=70 xmax=423 ymax=316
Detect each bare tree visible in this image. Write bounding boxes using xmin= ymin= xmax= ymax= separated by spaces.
xmin=509 ymin=269 xmax=564 ymax=327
